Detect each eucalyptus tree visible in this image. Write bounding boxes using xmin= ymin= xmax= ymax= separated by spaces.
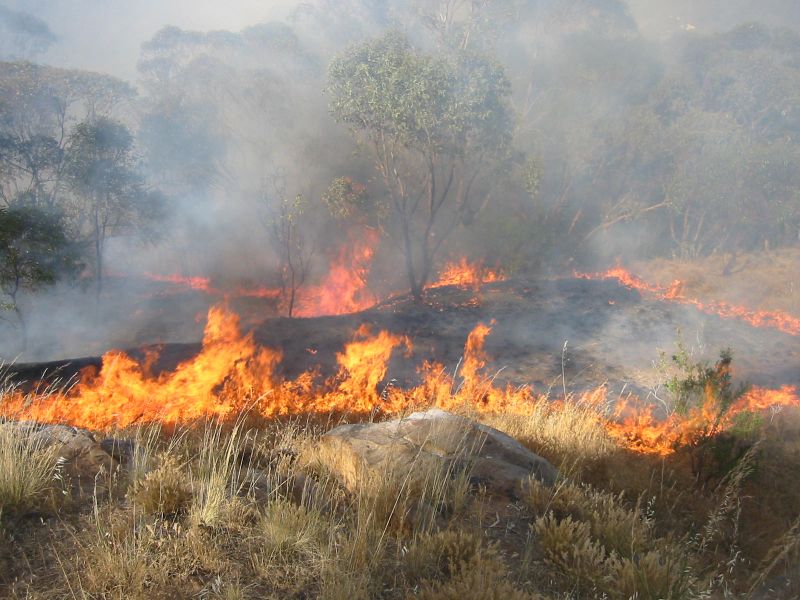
xmin=327 ymin=30 xmax=514 ymax=298
xmin=0 ymin=204 xmax=79 ymax=347
xmin=64 ymin=118 xmax=164 ymax=298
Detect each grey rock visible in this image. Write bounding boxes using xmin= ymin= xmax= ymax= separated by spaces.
xmin=304 ymin=408 xmax=556 ymax=501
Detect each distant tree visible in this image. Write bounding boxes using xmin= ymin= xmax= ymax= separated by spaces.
xmin=0 ymin=205 xmax=79 ymax=347
xmin=261 ymin=172 xmax=313 ymax=317
xmin=0 ymin=62 xmax=135 ymax=210
xmin=327 ymin=31 xmax=514 ymax=299
xmin=0 ymin=7 xmax=57 ymax=60
xmin=64 ymin=118 xmax=164 ymax=298
xmin=137 ymin=23 xmax=319 ymax=198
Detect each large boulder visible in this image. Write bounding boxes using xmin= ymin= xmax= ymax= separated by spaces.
xmin=304 ymin=408 xmax=557 ymax=501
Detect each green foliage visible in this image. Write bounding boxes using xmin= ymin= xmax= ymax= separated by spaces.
xmin=522 ymin=158 xmax=541 ymax=201
xmin=327 ymin=29 xmax=514 ymax=295
xmin=262 ymin=174 xmax=312 ymax=318
xmin=0 ymin=205 xmax=79 ymax=307
xmin=663 ymin=344 xmax=759 ymax=479
xmin=64 ymin=117 xmax=165 ymax=292
xmin=664 ymin=344 xmax=747 ymax=421
xmin=322 ymin=176 xmax=380 ymax=223
xmin=328 ymin=30 xmax=512 ymax=155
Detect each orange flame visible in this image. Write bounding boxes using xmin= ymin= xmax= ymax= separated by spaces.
xmin=144 ymin=231 xmax=379 ymax=317
xmin=430 ymin=258 xmax=505 ymax=289
xmin=294 ymin=230 xmax=379 ymax=317
xmin=576 ymin=268 xmax=800 ymax=336
xmin=143 ymin=272 xmax=212 ymax=292
xmin=143 ymin=272 xmax=281 ymax=300
xmin=605 ymin=384 xmax=800 ymax=456
xmin=3 ymin=305 xmax=797 ymax=456
xmin=2 ymin=306 xmax=280 ymax=428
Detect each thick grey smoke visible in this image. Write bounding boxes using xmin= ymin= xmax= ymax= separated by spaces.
xmin=1 ymin=0 xmax=799 ymax=365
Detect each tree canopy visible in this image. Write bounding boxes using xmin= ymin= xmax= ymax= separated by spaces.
xmin=328 ymin=30 xmax=514 ymax=297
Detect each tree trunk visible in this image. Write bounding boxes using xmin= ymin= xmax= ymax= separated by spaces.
xmin=95 ymin=235 xmax=103 ymax=301
xmin=288 ymin=264 xmax=296 ymax=318
xmin=12 ymin=300 xmax=26 ymax=353
xmin=94 ymin=204 xmax=103 ymax=301
xmin=401 ymin=218 xmax=422 ymax=301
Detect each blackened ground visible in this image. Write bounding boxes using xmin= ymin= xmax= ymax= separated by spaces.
xmin=7 ymin=278 xmax=799 ymax=397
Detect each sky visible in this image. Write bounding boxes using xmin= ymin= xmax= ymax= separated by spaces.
xmin=5 ymin=0 xmax=298 ymax=80
xmin=7 ymin=0 xmax=800 ymax=82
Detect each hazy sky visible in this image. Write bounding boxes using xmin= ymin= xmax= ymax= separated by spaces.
xmin=5 ymin=0 xmax=298 ymax=80
xmin=7 ymin=0 xmax=800 ymax=82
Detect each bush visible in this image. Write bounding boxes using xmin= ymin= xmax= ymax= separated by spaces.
xmin=130 ymin=455 xmax=192 ymax=518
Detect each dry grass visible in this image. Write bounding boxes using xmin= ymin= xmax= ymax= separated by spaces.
xmin=0 ymin=423 xmax=60 ymax=517
xmin=0 ymin=389 xmax=799 ymax=599
xmin=480 ymin=392 xmax=616 ymax=476
xmin=641 ymin=246 xmax=800 ymax=314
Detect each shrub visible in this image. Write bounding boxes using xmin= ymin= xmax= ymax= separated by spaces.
xmin=403 ymin=529 xmax=485 ymax=584
xmin=130 ymin=455 xmax=192 ymax=518
xmin=259 ymin=499 xmax=329 ymax=563
xmin=533 ymin=514 xmax=608 ymax=592
xmin=414 ymin=553 xmax=540 ymax=600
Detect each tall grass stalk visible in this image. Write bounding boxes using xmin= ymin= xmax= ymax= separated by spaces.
xmin=0 ymin=422 xmax=59 ymax=515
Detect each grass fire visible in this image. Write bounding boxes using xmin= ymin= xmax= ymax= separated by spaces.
xmin=2 ymin=2 xmax=800 ymax=599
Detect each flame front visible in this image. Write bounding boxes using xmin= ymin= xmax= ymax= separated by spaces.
xmin=2 ymin=306 xmax=281 ymax=428
xmin=144 ymin=231 xmax=378 ymax=317
xmin=3 ymin=305 xmax=798 ymax=456
xmin=605 ymin=384 xmax=800 ymax=456
xmin=577 ymin=267 xmax=800 ymax=336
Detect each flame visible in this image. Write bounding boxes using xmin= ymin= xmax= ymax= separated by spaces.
xmin=294 ymin=230 xmax=379 ymax=317
xmin=577 ymin=268 xmax=800 ymax=336
xmin=144 ymin=272 xmax=212 ymax=292
xmin=143 ymin=231 xmax=379 ymax=317
xmin=143 ymin=272 xmax=281 ymax=300
xmin=605 ymin=384 xmax=800 ymax=456
xmin=430 ymin=258 xmax=505 ymax=289
xmin=2 ymin=306 xmax=281 ymax=429
xmin=3 ymin=305 xmax=797 ymax=455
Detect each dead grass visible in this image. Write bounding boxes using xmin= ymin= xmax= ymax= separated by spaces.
xmin=0 ymin=423 xmax=60 ymax=517
xmin=480 ymin=393 xmax=616 ymax=476
xmin=0 ymin=391 xmax=799 ymax=599
xmin=640 ymin=246 xmax=800 ymax=314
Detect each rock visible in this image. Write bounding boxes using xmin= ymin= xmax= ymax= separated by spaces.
xmin=0 ymin=421 xmax=118 ymax=486
xmin=303 ymin=408 xmax=556 ymax=502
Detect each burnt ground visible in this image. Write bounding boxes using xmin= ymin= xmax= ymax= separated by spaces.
xmin=6 ymin=277 xmax=799 ymax=399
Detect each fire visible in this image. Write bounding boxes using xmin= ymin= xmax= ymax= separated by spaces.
xmin=605 ymin=384 xmax=800 ymax=456
xmin=144 ymin=272 xmax=212 ymax=292
xmin=2 ymin=306 xmax=281 ymax=429
xmin=430 ymin=258 xmax=504 ymax=289
xmin=3 ymin=305 xmax=797 ymax=456
xmin=143 ymin=231 xmax=379 ymax=317
xmin=143 ymin=272 xmax=281 ymax=300
xmin=294 ymin=230 xmax=379 ymax=317
xmin=577 ymin=267 xmax=800 ymax=336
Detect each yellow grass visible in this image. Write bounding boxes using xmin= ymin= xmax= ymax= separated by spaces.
xmin=1 ymin=384 xmax=799 ymax=599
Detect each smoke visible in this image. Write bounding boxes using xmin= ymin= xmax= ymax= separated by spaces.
xmin=1 ymin=0 xmax=799 ymax=367
xmin=1 ymin=0 xmax=297 ymax=78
